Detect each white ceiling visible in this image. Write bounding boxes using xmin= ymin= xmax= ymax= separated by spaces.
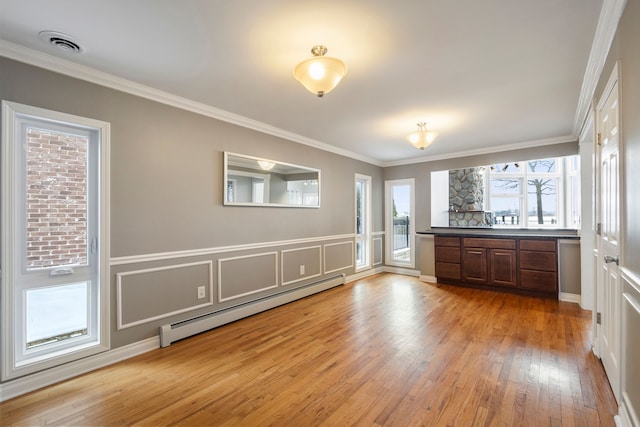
xmin=0 ymin=0 xmax=604 ymax=165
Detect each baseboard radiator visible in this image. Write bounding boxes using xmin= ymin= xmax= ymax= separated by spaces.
xmin=159 ymin=273 xmax=345 ymax=347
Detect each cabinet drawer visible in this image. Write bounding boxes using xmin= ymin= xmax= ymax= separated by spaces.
xmin=435 ymin=236 xmax=460 ymax=247
xmin=436 ymin=246 xmax=460 ymax=263
xmin=463 ymin=238 xmax=515 ymax=249
xmin=520 ymin=251 xmax=557 ymax=271
xmin=436 ymin=262 xmax=461 ymax=280
xmin=519 ymin=239 xmax=556 ymax=252
xmin=520 ymin=269 xmax=557 ymax=293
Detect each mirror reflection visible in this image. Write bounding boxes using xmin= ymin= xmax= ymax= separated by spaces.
xmin=224 ymin=152 xmax=320 ymax=207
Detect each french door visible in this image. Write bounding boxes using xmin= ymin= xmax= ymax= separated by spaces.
xmin=385 ymin=179 xmax=415 ymax=268
xmin=1 ymin=101 xmax=110 ymax=380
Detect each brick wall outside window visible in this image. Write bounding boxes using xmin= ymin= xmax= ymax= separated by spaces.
xmin=26 ymin=128 xmax=88 ymax=269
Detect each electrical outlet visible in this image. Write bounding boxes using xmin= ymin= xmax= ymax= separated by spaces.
xmin=299 ymin=265 xmax=305 ymax=275
xmin=197 ymin=286 xmax=206 ymax=299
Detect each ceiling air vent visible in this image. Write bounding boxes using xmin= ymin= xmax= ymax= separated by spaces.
xmin=38 ymin=31 xmax=84 ymax=53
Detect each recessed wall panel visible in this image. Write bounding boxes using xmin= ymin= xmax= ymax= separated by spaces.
xmin=324 ymin=241 xmax=354 ymax=274
xmin=218 ymin=252 xmax=278 ymax=302
xmin=282 ymin=246 xmax=322 ymax=285
xmin=373 ymin=237 xmax=383 ymax=266
xmin=117 ymin=261 xmax=213 ymax=329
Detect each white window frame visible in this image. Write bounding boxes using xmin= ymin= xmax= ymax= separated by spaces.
xmin=355 ymin=174 xmax=372 ymax=272
xmin=486 ymin=156 xmax=576 ymax=229
xmin=1 ymin=101 xmax=111 ymax=380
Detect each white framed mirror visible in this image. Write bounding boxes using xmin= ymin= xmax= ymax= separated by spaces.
xmin=223 ymin=152 xmax=320 ymax=208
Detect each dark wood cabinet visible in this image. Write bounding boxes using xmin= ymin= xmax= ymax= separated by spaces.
xmin=462 ymin=247 xmax=487 ymax=283
xmin=435 ymin=236 xmax=461 ymax=280
xmin=489 ymin=249 xmax=517 ymax=287
xmin=434 ymin=235 xmax=558 ymax=297
xmin=519 ymin=239 xmax=557 ymax=294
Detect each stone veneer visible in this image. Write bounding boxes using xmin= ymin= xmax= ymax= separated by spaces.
xmin=448 ymin=168 xmax=493 ymax=227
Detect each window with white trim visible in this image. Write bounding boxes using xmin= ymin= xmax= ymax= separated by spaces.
xmin=355 ymin=174 xmax=371 ymax=271
xmin=485 ymin=155 xmax=579 ymax=229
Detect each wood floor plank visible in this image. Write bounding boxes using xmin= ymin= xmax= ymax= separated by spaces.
xmin=0 ymin=273 xmax=618 ymax=426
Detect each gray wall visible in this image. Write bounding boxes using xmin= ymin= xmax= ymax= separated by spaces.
xmin=0 ymin=57 xmax=384 ymax=349
xmin=596 ymin=0 xmax=640 ymax=274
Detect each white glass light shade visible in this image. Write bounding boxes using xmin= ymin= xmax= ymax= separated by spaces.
xmin=407 ymin=123 xmax=438 ymax=150
xmin=257 ymin=160 xmax=275 ymax=171
xmin=294 ymin=46 xmax=347 ymax=97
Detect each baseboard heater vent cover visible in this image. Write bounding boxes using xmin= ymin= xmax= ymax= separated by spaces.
xmin=159 ymin=274 xmax=345 ymax=347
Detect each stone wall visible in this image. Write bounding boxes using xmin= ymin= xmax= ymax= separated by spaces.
xmin=448 ymin=168 xmax=493 ymax=227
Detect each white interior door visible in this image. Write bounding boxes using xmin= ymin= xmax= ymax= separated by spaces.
xmin=596 ymin=64 xmax=622 ymax=402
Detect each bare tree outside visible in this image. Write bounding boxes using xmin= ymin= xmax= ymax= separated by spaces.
xmin=527 ymin=160 xmax=556 ymax=225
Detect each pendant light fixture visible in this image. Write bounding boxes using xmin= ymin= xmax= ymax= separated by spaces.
xmin=293 ymin=45 xmax=347 ymax=97
xmin=407 ymin=122 xmax=438 ymax=150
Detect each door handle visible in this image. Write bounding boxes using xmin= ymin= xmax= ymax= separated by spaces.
xmin=604 ymin=255 xmax=619 ymax=265
xmin=50 ymin=267 xmax=74 ymax=276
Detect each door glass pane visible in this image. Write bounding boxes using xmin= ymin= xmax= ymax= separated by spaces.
xmin=25 ymin=282 xmax=89 ymax=349
xmin=25 ymin=128 xmax=88 ymax=270
xmin=391 ymin=185 xmax=410 ymax=262
xmin=527 ymin=178 xmax=558 ymax=226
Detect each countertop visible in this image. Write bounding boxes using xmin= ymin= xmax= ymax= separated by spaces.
xmin=417 ymin=227 xmax=580 ymax=239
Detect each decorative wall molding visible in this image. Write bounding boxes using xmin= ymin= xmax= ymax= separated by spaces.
xmin=116 ymin=261 xmax=214 ymax=330
xmin=110 ymin=233 xmax=354 ymax=266
xmin=324 ymin=241 xmax=355 ymax=274
xmin=0 ymin=40 xmax=381 ymax=167
xmin=574 ymin=0 xmax=628 ymax=137
xmin=373 ymin=237 xmax=383 ymax=266
xmin=281 ymin=245 xmax=322 ymax=286
xmin=382 ymin=135 xmax=576 ymax=167
xmin=217 ymin=252 xmax=279 ymax=302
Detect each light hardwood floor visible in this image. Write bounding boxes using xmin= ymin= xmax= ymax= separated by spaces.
xmin=0 ymin=273 xmax=618 ymax=426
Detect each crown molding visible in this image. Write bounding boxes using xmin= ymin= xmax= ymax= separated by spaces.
xmin=0 ymin=40 xmax=383 ymax=167
xmin=381 ymin=135 xmax=577 ymax=167
xmin=573 ymin=0 xmax=627 ymax=137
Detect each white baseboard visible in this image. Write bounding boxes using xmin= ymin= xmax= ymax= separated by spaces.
xmin=346 ymin=267 xmax=384 ymax=283
xmin=419 ymin=275 xmax=437 ymax=283
xmin=559 ymin=292 xmax=581 ymax=304
xmin=382 ymin=266 xmax=420 ymax=276
xmin=0 ymin=337 xmax=159 ymax=402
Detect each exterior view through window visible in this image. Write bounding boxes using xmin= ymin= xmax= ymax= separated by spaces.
xmin=1 ymin=101 xmax=109 ymax=380
xmin=487 ymin=156 xmax=579 ymax=228
xmin=355 ymin=174 xmax=371 ymax=271
xmin=386 ymin=179 xmax=415 ymax=267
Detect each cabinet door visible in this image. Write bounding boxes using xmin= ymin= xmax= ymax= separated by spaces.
xmin=489 ymin=249 xmax=517 ymax=287
xmin=462 ymin=248 xmax=487 ymax=283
